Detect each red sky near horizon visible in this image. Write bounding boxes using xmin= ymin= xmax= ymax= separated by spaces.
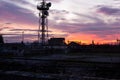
xmin=0 ymin=0 xmax=120 ymax=44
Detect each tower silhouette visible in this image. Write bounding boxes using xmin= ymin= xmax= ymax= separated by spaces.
xmin=37 ymin=0 xmax=51 ymax=45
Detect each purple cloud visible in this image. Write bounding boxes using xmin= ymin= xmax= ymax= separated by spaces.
xmin=0 ymin=27 xmax=10 ymax=31
xmin=0 ymin=0 xmax=120 ymax=43
xmin=50 ymin=18 xmax=120 ymax=39
xmin=10 ymin=28 xmax=52 ymax=32
xmin=48 ymin=0 xmax=63 ymax=3
xmin=4 ymin=34 xmax=37 ymax=43
xmin=97 ymin=6 xmax=120 ymax=16
xmin=50 ymin=9 xmax=69 ymax=21
xmin=47 ymin=8 xmax=120 ymax=39
xmin=0 ymin=1 xmax=38 ymax=25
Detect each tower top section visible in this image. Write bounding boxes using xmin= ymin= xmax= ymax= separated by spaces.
xmin=37 ymin=0 xmax=51 ymax=17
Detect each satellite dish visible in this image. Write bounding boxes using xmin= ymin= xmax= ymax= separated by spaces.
xmin=44 ymin=11 xmax=49 ymax=16
xmin=47 ymin=2 xmax=51 ymax=7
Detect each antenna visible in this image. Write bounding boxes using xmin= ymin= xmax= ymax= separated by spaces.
xmin=37 ymin=0 xmax=51 ymax=45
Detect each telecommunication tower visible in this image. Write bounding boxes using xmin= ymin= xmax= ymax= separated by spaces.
xmin=37 ymin=0 xmax=51 ymax=45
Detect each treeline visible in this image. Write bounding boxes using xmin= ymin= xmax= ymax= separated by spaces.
xmin=68 ymin=42 xmax=120 ymax=53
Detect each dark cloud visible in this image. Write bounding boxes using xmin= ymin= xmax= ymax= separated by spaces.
xmin=0 ymin=27 xmax=10 ymax=31
xmin=4 ymin=34 xmax=38 ymax=43
xmin=50 ymin=9 xmax=69 ymax=21
xmin=10 ymin=29 xmax=38 ymax=32
xmin=73 ymin=12 xmax=104 ymax=23
xmin=10 ymin=28 xmax=52 ymax=32
xmin=97 ymin=6 xmax=120 ymax=16
xmin=50 ymin=9 xmax=69 ymax=14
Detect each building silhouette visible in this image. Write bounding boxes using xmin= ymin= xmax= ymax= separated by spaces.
xmin=0 ymin=34 xmax=4 ymax=44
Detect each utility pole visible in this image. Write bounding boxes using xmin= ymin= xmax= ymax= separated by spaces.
xmin=22 ymin=31 xmax=24 ymax=43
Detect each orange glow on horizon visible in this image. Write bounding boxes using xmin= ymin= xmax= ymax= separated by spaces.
xmin=66 ymin=33 xmax=118 ymax=44
xmin=1 ymin=21 xmax=119 ymax=44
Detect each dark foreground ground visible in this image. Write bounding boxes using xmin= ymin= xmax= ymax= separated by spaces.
xmin=0 ymin=55 xmax=120 ymax=80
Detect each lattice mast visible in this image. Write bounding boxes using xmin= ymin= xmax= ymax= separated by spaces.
xmin=37 ymin=0 xmax=51 ymax=45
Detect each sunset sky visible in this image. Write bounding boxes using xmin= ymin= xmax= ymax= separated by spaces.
xmin=0 ymin=0 xmax=120 ymax=44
